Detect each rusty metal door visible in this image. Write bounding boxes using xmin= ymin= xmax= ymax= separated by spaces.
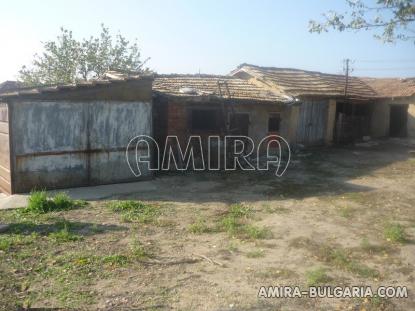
xmin=296 ymin=100 xmax=328 ymax=145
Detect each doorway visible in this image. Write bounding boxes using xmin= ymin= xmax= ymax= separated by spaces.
xmin=389 ymin=105 xmax=408 ymax=137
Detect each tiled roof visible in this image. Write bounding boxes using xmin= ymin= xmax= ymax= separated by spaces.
xmin=153 ymin=74 xmax=288 ymax=102
xmin=231 ymin=64 xmax=378 ymax=99
xmin=360 ymin=77 xmax=415 ymax=98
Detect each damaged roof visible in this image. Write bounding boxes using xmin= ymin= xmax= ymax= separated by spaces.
xmin=0 ymin=72 xmax=152 ymax=99
xmin=231 ymin=64 xmax=379 ymax=99
xmin=360 ymin=77 xmax=415 ymax=98
xmin=153 ymin=74 xmax=289 ymax=102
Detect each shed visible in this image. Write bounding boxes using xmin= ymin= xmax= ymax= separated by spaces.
xmin=0 ymin=75 xmax=153 ymax=194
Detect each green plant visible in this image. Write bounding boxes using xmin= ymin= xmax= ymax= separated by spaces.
xmin=49 ymin=224 xmax=83 ymax=243
xmin=243 ymin=225 xmax=271 ymax=239
xmin=130 ymin=239 xmax=150 ymax=259
xmin=246 ymin=249 xmax=265 ymax=258
xmin=384 ymin=223 xmax=406 ymax=243
xmin=27 ymin=190 xmax=51 ymax=213
xmin=188 ymin=218 xmax=211 ymax=234
xmin=306 ymin=267 xmax=331 ymax=286
xmin=107 ymin=200 xmax=159 ymax=224
xmin=25 ymin=191 xmax=86 ymax=214
xmin=102 ymin=255 xmax=129 ymax=266
xmin=228 ymin=204 xmax=252 ymax=218
xmin=0 ymin=237 xmax=11 ymax=251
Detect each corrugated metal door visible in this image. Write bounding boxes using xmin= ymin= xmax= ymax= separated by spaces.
xmin=296 ymin=100 xmax=328 ymax=145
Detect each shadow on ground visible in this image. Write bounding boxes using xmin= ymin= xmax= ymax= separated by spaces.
xmin=107 ymin=139 xmax=413 ymax=203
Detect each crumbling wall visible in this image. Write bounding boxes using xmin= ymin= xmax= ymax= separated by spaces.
xmin=0 ymin=102 xmax=11 ymax=193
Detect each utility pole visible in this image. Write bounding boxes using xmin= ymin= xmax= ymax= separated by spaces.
xmin=343 ymin=58 xmax=350 ymax=97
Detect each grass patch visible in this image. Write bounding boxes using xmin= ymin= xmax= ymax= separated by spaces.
xmin=188 ymin=218 xmax=212 ymax=234
xmin=215 ymin=204 xmax=271 ymax=240
xmin=384 ymin=223 xmax=407 ymax=243
xmin=246 ymin=249 xmax=265 ymax=258
xmin=305 ymin=267 xmax=331 ymax=286
xmin=102 ymin=254 xmax=129 ymax=266
xmin=48 ymin=223 xmax=83 ymax=243
xmin=290 ymin=238 xmax=379 ymax=279
xmin=107 ymin=200 xmax=160 ymax=224
xmin=130 ymin=239 xmax=151 ymax=259
xmin=25 ymin=191 xmax=87 ymax=214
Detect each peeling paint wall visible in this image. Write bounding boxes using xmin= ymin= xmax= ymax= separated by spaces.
xmin=10 ymin=100 xmax=152 ymax=193
xmin=0 ymin=102 xmax=11 ymax=193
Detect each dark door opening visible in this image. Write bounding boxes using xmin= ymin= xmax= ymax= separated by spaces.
xmin=334 ymin=101 xmax=372 ymax=143
xmin=389 ymin=105 xmax=408 ymax=137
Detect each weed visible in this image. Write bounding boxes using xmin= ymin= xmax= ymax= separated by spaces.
xmin=216 ymin=204 xmax=270 ymax=240
xmin=48 ymin=223 xmax=83 ymax=243
xmin=102 ymin=254 xmax=129 ymax=266
xmin=228 ymin=204 xmax=252 ymax=218
xmin=188 ymin=218 xmax=212 ymax=234
xmin=306 ymin=267 xmax=331 ymax=286
xmin=246 ymin=249 xmax=265 ymax=258
xmin=107 ymin=200 xmax=159 ymax=224
xmin=0 ymin=238 xmax=11 ymax=251
xmin=384 ymin=223 xmax=406 ymax=243
xmin=27 ymin=190 xmax=51 ymax=213
xmin=25 ymin=191 xmax=86 ymax=214
xmin=290 ymin=238 xmax=379 ymax=279
xmin=130 ymin=239 xmax=150 ymax=259
xmin=243 ymin=225 xmax=271 ymax=239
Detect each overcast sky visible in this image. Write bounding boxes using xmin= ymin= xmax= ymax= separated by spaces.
xmin=1 ymin=0 xmax=414 ymax=82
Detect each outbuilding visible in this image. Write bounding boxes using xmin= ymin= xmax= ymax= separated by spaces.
xmin=0 ymin=74 xmax=153 ymax=194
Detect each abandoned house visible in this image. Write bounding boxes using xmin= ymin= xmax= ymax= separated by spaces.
xmin=0 ymin=64 xmax=414 ymax=194
xmin=230 ymin=64 xmax=415 ymax=144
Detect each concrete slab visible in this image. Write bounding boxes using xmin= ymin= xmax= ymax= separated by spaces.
xmin=0 ymin=195 xmax=28 ymax=210
xmin=0 ymin=180 xmax=158 ymax=210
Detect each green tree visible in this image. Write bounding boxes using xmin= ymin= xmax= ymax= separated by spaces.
xmin=19 ymin=24 xmax=149 ymax=86
xmin=309 ymin=0 xmax=415 ymax=43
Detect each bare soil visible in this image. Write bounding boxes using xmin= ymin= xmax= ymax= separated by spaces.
xmin=1 ymin=139 xmax=414 ymax=310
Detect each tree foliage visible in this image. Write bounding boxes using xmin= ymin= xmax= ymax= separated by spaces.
xmin=19 ymin=24 xmax=149 ymax=86
xmin=309 ymin=0 xmax=415 ymax=43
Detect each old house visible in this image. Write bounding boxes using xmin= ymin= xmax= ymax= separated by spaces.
xmin=360 ymin=77 xmax=415 ymax=138
xmin=0 ymin=75 xmax=153 ymax=194
xmin=152 ymin=74 xmax=298 ymax=158
xmin=1 ymin=65 xmax=414 ymax=194
xmin=231 ymin=64 xmax=415 ymax=143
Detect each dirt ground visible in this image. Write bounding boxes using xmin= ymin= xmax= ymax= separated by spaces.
xmin=1 ymin=139 xmax=414 ymax=310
